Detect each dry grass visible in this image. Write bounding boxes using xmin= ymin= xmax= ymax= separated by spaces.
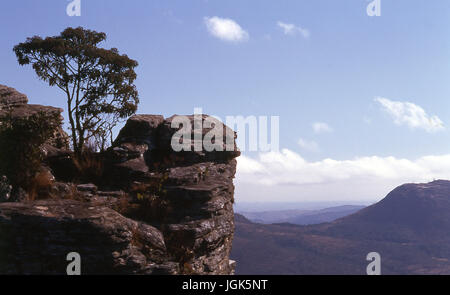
xmin=72 ymin=151 xmax=104 ymax=183
xmin=111 ymin=193 xmax=134 ymax=215
xmin=119 ymin=180 xmax=172 ymax=224
xmin=27 ymin=170 xmax=54 ymax=201
xmin=60 ymin=184 xmax=84 ymax=201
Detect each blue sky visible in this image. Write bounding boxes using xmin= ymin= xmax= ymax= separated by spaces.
xmin=1 ymin=0 xmax=450 ymax=203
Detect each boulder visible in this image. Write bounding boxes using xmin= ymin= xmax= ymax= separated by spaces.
xmin=0 ymin=85 xmax=69 ymax=150
xmin=77 ymin=183 xmax=98 ymax=193
xmin=0 ymin=199 xmax=175 ymax=274
xmin=108 ymin=114 xmax=240 ymax=172
xmin=0 ymin=84 xmax=28 ymax=109
xmin=114 ymin=115 xmax=165 ymax=148
xmin=159 ymin=114 xmax=240 ymax=165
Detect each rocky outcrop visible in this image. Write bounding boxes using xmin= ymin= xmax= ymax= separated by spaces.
xmin=106 ymin=114 xmax=239 ymax=274
xmin=0 ymin=84 xmax=69 ymax=149
xmin=0 ymin=105 xmax=239 ymax=274
xmin=0 ymin=85 xmax=28 ymax=108
xmin=106 ymin=114 xmax=239 ymax=186
xmin=0 ymin=200 xmax=174 ymax=275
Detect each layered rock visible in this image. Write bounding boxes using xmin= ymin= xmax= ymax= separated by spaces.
xmin=106 ymin=114 xmax=239 ymax=186
xmin=0 ymin=110 xmax=239 ymax=275
xmin=0 ymin=84 xmax=69 ymax=149
xmin=0 ymin=200 xmax=175 ymax=274
xmin=104 ymin=114 xmax=239 ymax=274
xmin=0 ymin=85 xmax=28 ymax=108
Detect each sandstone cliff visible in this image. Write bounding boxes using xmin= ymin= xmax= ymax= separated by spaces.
xmin=0 ymin=85 xmax=239 ymax=275
xmin=0 ymin=84 xmax=69 ymax=150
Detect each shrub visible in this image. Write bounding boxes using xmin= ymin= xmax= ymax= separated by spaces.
xmin=0 ymin=176 xmax=12 ymax=202
xmin=120 ymin=178 xmax=170 ymax=223
xmin=0 ymin=110 xmax=60 ymax=192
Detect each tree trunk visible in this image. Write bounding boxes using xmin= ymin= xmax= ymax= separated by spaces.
xmin=66 ymin=96 xmax=79 ymax=157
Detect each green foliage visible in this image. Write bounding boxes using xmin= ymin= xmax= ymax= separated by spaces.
xmin=13 ymin=27 xmax=140 ymax=154
xmin=0 ymin=111 xmax=60 ymax=190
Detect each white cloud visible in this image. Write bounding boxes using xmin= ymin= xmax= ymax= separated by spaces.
xmin=235 ymin=149 xmax=450 ymax=202
xmin=277 ymin=21 xmax=310 ymax=38
xmin=298 ymin=138 xmax=319 ymax=152
xmin=204 ymin=16 xmax=249 ymax=42
xmin=375 ymin=97 xmax=444 ymax=132
xmin=312 ymin=122 xmax=333 ymax=134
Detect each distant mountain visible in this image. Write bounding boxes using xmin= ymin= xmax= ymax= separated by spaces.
xmin=231 ymin=180 xmax=450 ymax=274
xmin=238 ymin=205 xmax=365 ymax=225
xmin=234 ymin=201 xmax=368 ymax=212
xmin=234 ymin=213 xmax=253 ymax=224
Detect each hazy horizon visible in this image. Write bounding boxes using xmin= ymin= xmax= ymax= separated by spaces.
xmin=234 ymin=201 xmax=371 ymax=213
